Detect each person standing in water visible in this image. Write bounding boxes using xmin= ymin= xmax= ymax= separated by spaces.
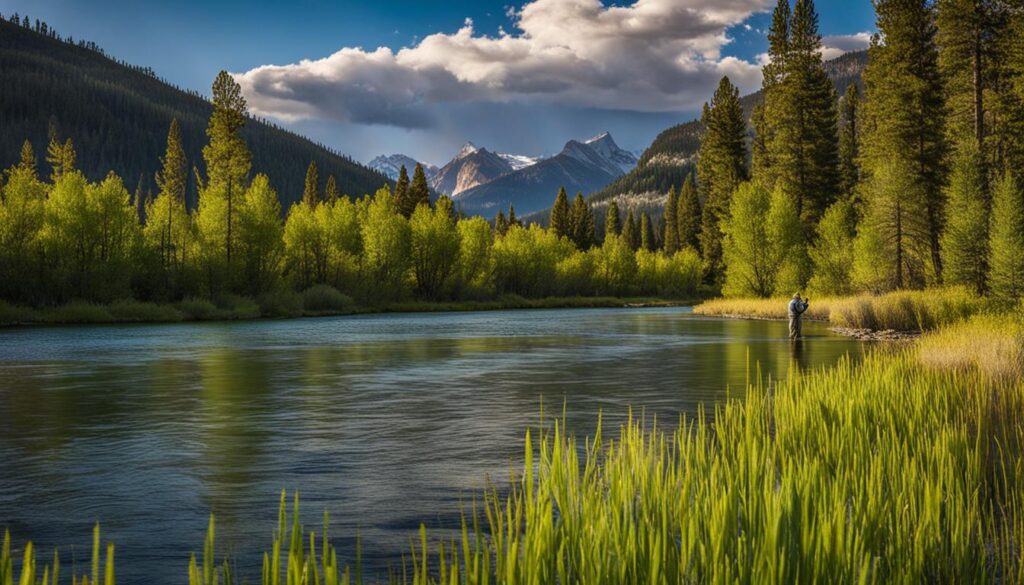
xmin=788 ymin=293 xmax=810 ymax=339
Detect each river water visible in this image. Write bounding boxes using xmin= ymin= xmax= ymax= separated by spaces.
xmin=0 ymin=307 xmax=863 ymax=583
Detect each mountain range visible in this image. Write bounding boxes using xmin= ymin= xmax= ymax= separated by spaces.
xmin=0 ymin=18 xmax=390 ymax=207
xmin=369 ymin=132 xmax=638 ymax=216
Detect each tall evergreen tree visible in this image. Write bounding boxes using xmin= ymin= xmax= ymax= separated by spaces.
xmin=150 ymin=118 xmax=188 ymax=270
xmin=698 ymin=76 xmax=748 ymax=279
xmin=550 ymin=187 xmax=571 ymax=238
xmin=640 ymin=212 xmax=655 ymax=252
xmin=859 ymin=0 xmax=947 ymax=284
xmin=677 ymin=173 xmax=701 ymax=250
xmin=394 ymin=165 xmax=410 ymax=215
xmin=18 ymin=140 xmax=36 ymax=176
xmin=569 ymin=193 xmax=594 ymax=250
xmin=302 ymin=161 xmax=320 ymax=206
xmin=622 ymin=209 xmax=639 ymax=251
xmin=198 ymin=70 xmax=251 ymax=272
xmin=662 ymin=186 xmax=680 ymax=254
xmin=837 ymin=83 xmax=860 ymax=199
xmin=494 ymin=211 xmax=508 ymax=236
xmin=324 ymin=175 xmax=340 ymax=202
xmin=989 ymin=171 xmax=1024 ymax=301
xmin=940 ymin=142 xmax=990 ymax=293
xmin=605 ymin=200 xmax=622 ymax=237
xmin=408 ymin=163 xmax=431 ymax=213
xmin=508 ymin=205 xmax=520 ymax=228
xmin=764 ymin=0 xmax=841 ymax=228
xmin=752 ymin=0 xmax=791 ymax=178
xmin=46 ymin=136 xmax=75 ymax=183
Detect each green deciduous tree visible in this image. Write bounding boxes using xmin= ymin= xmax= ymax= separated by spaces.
xmin=766 ymin=184 xmax=810 ymax=295
xmin=361 ymin=187 xmax=411 ymax=302
xmin=0 ymin=150 xmax=46 ymax=302
xmin=722 ymin=182 xmax=774 ymax=298
xmin=455 ymin=216 xmax=494 ymax=297
xmin=808 ymin=198 xmax=857 ymax=295
xmin=237 ymin=174 xmax=283 ymax=295
xmin=410 ymin=195 xmax=460 ymax=299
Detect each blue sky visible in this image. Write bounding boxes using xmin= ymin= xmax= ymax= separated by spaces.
xmin=4 ymin=0 xmax=877 ymax=165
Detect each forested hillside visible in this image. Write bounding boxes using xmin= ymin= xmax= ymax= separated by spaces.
xmin=0 ymin=16 xmax=389 ymax=207
xmin=586 ymin=50 xmax=868 ymax=208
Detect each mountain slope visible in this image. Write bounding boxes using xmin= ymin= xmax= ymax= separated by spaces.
xmin=584 ymin=132 xmax=638 ymax=173
xmin=0 ymin=18 xmax=390 ymax=207
xmin=455 ymin=139 xmax=622 ymax=216
xmin=430 ymin=144 xmax=514 ymax=196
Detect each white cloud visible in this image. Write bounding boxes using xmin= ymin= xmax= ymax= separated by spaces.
xmin=233 ymin=0 xmax=773 ymax=128
xmin=820 ymin=32 xmax=871 ymax=61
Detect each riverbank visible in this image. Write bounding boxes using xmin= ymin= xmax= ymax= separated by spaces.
xmin=693 ymin=287 xmax=987 ymax=335
xmin=0 ymin=294 xmax=700 ymax=327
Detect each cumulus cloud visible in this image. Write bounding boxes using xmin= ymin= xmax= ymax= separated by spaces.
xmin=820 ymin=32 xmax=872 ymax=61
xmin=233 ymin=0 xmax=775 ymax=128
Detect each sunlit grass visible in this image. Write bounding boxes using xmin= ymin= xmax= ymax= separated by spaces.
xmin=695 ymin=287 xmax=987 ymax=332
xmin=919 ymin=310 xmax=1024 ymax=381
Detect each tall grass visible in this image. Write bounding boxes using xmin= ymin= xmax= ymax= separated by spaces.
xmin=919 ymin=311 xmax=1024 ymax=380
xmin=410 ymin=349 xmax=1024 ymax=583
xmin=1 ymin=523 xmax=113 ymax=585
xmin=695 ymin=287 xmax=987 ymax=332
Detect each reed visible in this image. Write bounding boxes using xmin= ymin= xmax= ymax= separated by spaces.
xmin=919 ymin=310 xmax=1024 ymax=381
xmin=694 ymin=287 xmax=987 ymax=332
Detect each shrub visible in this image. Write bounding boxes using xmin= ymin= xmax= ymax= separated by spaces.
xmin=257 ymin=289 xmax=303 ymax=318
xmin=43 ymin=301 xmax=114 ymax=324
xmin=177 ymin=297 xmax=219 ymax=320
xmin=0 ymin=300 xmax=41 ymax=325
xmin=108 ymin=299 xmax=184 ymax=322
xmin=301 ymin=285 xmax=354 ymax=313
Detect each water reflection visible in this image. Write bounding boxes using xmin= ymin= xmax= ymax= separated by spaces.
xmin=0 ymin=308 xmax=864 ymax=584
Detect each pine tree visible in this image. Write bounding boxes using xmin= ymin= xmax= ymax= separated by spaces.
xmin=394 ymin=165 xmax=410 ymax=215
xmin=495 ymin=211 xmax=508 ymax=236
xmin=550 ymin=187 xmax=571 ymax=238
xmin=622 ymin=209 xmax=639 ymax=251
xmin=640 ymin=212 xmax=655 ymax=252
xmin=151 ymin=118 xmax=188 ymax=270
xmin=199 ymin=70 xmax=251 ymax=272
xmin=677 ymin=173 xmax=701 ymax=250
xmin=46 ymin=136 xmax=75 ymax=182
xmin=989 ymin=172 xmax=1024 ymax=301
xmin=860 ymin=0 xmax=947 ymax=284
xmin=508 ymin=205 xmax=520 ymax=228
xmin=408 ymin=163 xmax=431 ymax=213
xmin=940 ymin=142 xmax=989 ymax=293
xmin=698 ymin=76 xmax=748 ymax=278
xmin=764 ymin=0 xmax=841 ymax=228
xmin=662 ymin=186 xmax=680 ymax=254
xmin=752 ymin=0 xmax=791 ymax=178
xmin=18 ymin=140 xmax=36 ymax=176
xmin=569 ymin=193 xmax=594 ymax=249
xmin=324 ymin=175 xmax=340 ymax=202
xmin=605 ymin=200 xmax=621 ymax=237
xmin=837 ymin=83 xmax=860 ymax=199
xmin=302 ymin=161 xmax=320 ymax=206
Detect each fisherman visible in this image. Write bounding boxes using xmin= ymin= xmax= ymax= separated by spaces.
xmin=788 ymin=293 xmax=810 ymax=339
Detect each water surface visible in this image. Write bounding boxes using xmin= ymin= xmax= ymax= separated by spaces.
xmin=0 ymin=307 xmax=862 ymax=583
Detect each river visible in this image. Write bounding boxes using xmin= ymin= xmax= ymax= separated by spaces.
xmin=0 ymin=307 xmax=863 ymax=583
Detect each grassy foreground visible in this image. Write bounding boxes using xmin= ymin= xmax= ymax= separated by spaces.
xmin=5 ymin=313 xmax=1024 ymax=584
xmin=694 ymin=287 xmax=988 ymax=332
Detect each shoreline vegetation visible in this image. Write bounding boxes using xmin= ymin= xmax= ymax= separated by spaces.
xmin=4 ymin=312 xmax=1023 ymax=584
xmin=0 ymin=293 xmax=701 ymax=328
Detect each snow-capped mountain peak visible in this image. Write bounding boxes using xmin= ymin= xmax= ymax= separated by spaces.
xmin=367 ymin=154 xmax=438 ymax=181
xmin=456 ymin=142 xmax=480 ymax=159
xmin=498 ymin=152 xmax=545 ymax=171
xmin=582 ymin=131 xmax=638 ymax=174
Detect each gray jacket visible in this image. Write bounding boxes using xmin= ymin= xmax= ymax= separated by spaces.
xmin=788 ymin=299 xmax=809 ymax=317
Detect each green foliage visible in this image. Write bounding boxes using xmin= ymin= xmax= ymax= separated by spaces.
xmin=766 ymin=185 xmax=810 ymax=295
xmin=722 ymin=182 xmax=774 ymax=297
xmin=604 ymin=200 xmax=621 ymax=237
xmin=454 ymin=216 xmax=494 ymax=297
xmin=549 ymin=187 xmax=571 ymax=238
xmin=989 ymin=172 xmax=1024 ymax=301
xmin=622 ymin=208 xmax=638 ymax=251
xmin=493 ymin=224 xmax=574 ymax=297
xmin=569 ymin=193 xmax=595 ymax=250
xmin=941 ymin=143 xmax=990 ymax=293
xmin=591 ymin=234 xmax=637 ymax=295
xmin=237 ymin=174 xmax=283 ymax=295
xmin=639 ymin=212 xmax=655 ymax=252
xmin=361 ymin=188 xmax=411 ymax=303
xmin=283 ymin=201 xmax=327 ymax=291
xmin=300 ymin=285 xmax=354 ymax=314
xmin=676 ymin=173 xmax=700 ymax=250
xmin=662 ymin=185 xmax=679 ymax=254
xmin=698 ymin=77 xmax=748 ymax=278
xmin=808 ymin=198 xmax=857 ymax=295
xmin=837 ymin=83 xmax=859 ymax=198
xmin=635 ymin=248 xmax=703 ymax=298
xmin=410 ymin=196 xmax=459 ymax=299
xmin=302 ymin=161 xmax=319 ymax=206
xmin=408 ymin=163 xmax=430 ymax=214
